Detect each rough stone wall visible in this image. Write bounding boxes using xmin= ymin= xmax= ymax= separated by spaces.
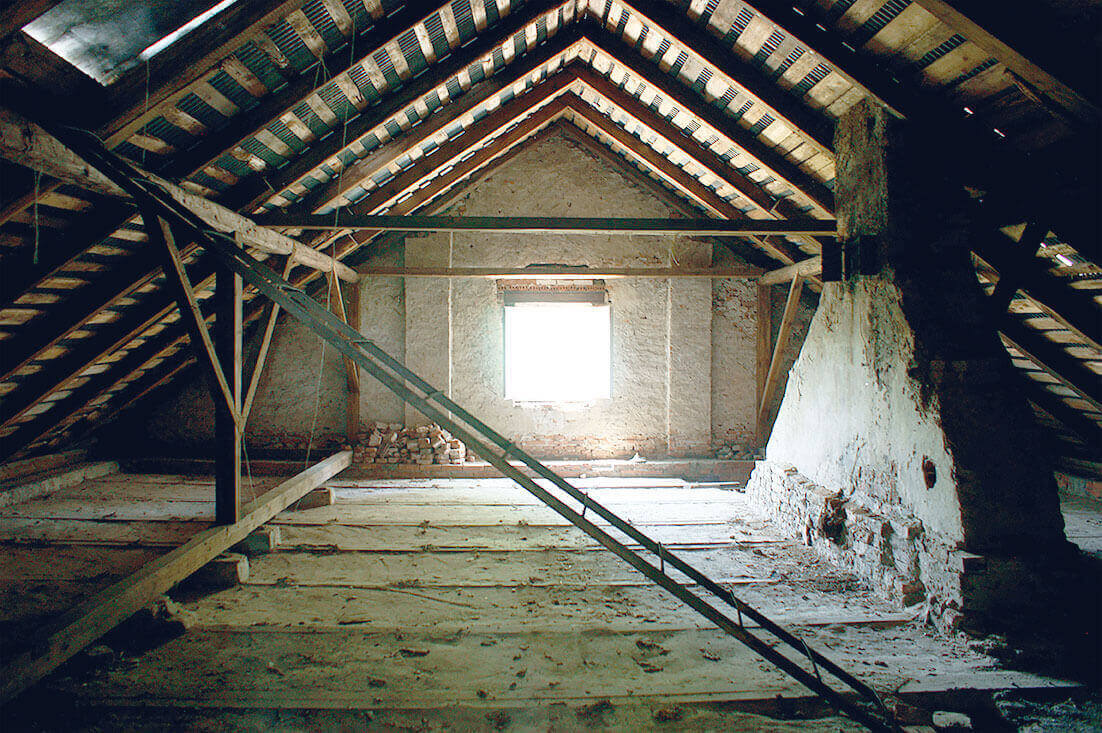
xmin=135 ymin=130 xmax=760 ymax=459
xmin=747 ymin=99 xmax=1069 ymax=630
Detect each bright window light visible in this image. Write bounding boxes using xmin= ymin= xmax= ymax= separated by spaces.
xmin=504 ymin=303 xmax=611 ymax=402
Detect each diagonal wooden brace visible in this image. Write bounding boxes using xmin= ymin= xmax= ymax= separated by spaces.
xmin=144 ymin=210 xmax=242 ymax=433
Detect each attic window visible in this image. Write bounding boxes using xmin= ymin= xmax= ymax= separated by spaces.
xmin=24 ymin=0 xmax=242 ymax=85
xmin=502 ymin=286 xmax=611 ymax=403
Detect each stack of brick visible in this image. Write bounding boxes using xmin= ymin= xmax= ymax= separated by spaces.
xmin=352 ymin=423 xmax=467 ymax=465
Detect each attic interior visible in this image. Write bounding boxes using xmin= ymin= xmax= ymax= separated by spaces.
xmin=0 ymin=0 xmax=1099 ymax=730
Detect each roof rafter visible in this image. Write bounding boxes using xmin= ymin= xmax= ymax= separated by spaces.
xmin=597 ymin=0 xmax=835 ymax=150
xmin=580 ymin=29 xmax=835 ymax=216
xmin=563 ymin=94 xmax=802 ymax=266
xmin=30 ymin=122 xmax=579 ymax=458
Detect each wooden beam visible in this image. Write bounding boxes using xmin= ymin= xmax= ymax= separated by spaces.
xmin=46 ymin=124 xmax=578 ymax=455
xmin=354 ymin=266 xmax=760 ymax=278
xmin=562 ymin=95 xmax=802 ymax=266
xmin=242 ymin=257 xmax=295 ymax=426
xmin=0 ymin=450 xmax=352 ymax=704
xmin=973 ymin=232 xmax=1101 ymax=351
xmin=755 ymin=285 xmax=773 ymax=445
xmin=908 ymin=0 xmax=1098 ymax=125
xmin=759 ymin=256 xmax=823 ymax=285
xmin=757 ymin=274 xmax=805 ymax=428
xmin=581 ymin=30 xmax=835 ymax=216
xmin=611 ymin=1 xmax=835 ymax=151
xmin=1000 ymin=320 xmax=1102 ymax=410
xmin=0 ymin=107 xmax=357 ymax=281
xmin=178 ymin=1 xmax=573 ymax=198
xmin=323 ymin=73 xmax=575 ymax=224
xmin=280 ymin=28 xmax=584 ymax=215
xmin=147 ymin=215 xmax=240 ymax=426
xmin=101 ymin=0 xmax=314 ymax=146
xmin=989 ymin=222 xmax=1048 ymax=314
xmin=214 ymin=258 xmax=243 ymax=525
xmin=259 ymin=214 xmax=838 ymax=236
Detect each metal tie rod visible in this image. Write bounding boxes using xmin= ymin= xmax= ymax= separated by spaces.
xmin=44 ymin=120 xmax=901 ymax=733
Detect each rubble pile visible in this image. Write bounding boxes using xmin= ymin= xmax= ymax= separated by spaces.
xmin=713 ymin=442 xmax=760 ymax=460
xmin=352 ymin=422 xmax=467 ymax=465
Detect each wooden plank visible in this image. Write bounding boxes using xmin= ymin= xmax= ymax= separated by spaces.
xmin=1000 ymin=321 xmax=1102 ymax=410
xmin=756 ymin=285 xmax=773 ymax=444
xmin=759 ymin=256 xmax=823 ymax=285
xmin=584 ymin=33 xmax=835 ymax=216
xmin=758 ymin=274 xmax=804 ymax=426
xmin=617 ymin=1 xmax=836 ymax=151
xmin=166 ymin=1 xmax=565 ymax=186
xmin=909 ymin=0 xmax=1098 ymax=124
xmin=0 ymin=451 xmax=352 ymax=704
xmin=289 ymin=36 xmax=582 ymax=213
xmin=0 ymin=449 xmax=88 ymax=485
xmin=563 ymin=96 xmax=801 ymax=266
xmin=102 ymin=0 xmax=313 ymax=146
xmin=259 ymin=214 xmax=838 ymax=236
xmin=353 ymin=266 xmax=760 ymax=278
xmin=0 ymin=108 xmax=357 ymax=282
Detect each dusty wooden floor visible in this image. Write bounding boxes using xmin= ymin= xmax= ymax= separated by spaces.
xmin=0 ymin=470 xmax=1091 ymax=731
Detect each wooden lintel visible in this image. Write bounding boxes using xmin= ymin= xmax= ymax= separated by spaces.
xmin=354 ymin=266 xmax=762 ymax=279
xmin=0 ymin=451 xmax=352 ymax=704
xmin=259 ymin=214 xmax=838 ymax=236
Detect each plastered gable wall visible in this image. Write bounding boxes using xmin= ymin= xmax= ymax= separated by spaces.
xmin=135 ymin=131 xmax=761 ymax=457
xmin=399 ymin=131 xmax=721 ymax=458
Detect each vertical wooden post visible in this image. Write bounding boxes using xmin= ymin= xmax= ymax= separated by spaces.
xmin=214 ymin=265 xmax=242 ymax=525
xmin=755 ymin=285 xmax=773 ymax=446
